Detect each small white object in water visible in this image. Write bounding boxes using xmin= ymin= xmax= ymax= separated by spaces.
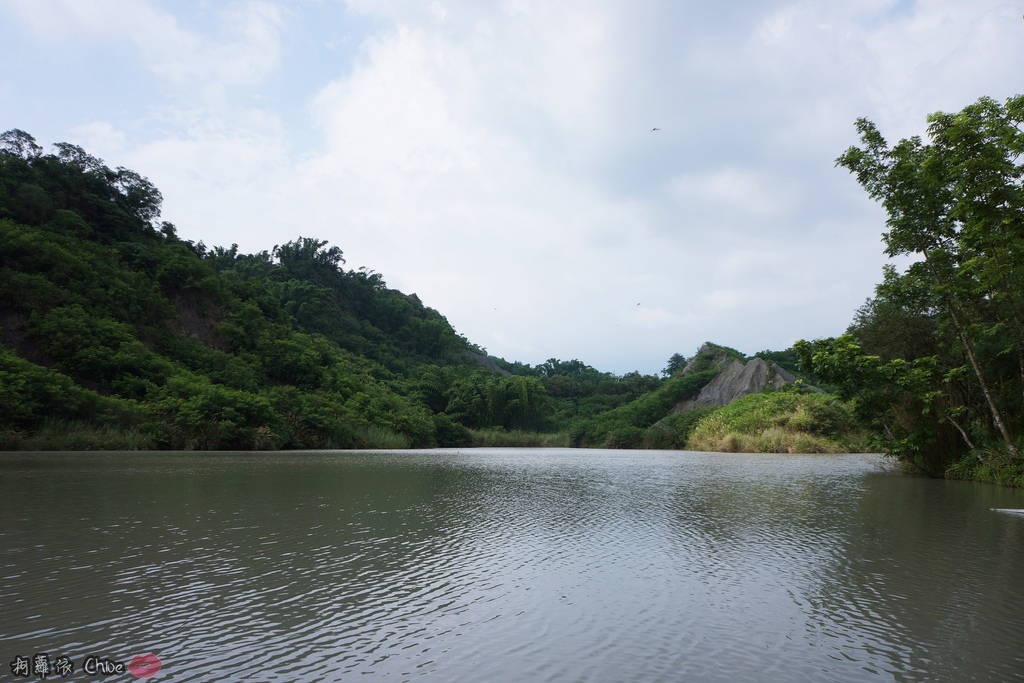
xmin=991 ymin=508 xmax=1024 ymax=516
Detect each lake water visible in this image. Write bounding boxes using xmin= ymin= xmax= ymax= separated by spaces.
xmin=1 ymin=449 xmax=1023 ymax=682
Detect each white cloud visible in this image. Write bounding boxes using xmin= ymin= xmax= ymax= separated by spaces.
xmin=670 ymin=168 xmax=795 ymax=219
xmin=307 ymin=27 xmax=479 ymax=177
xmin=8 ymin=0 xmax=284 ymax=88
xmin=3 ymin=0 xmax=1021 ymax=373
xmin=68 ymin=121 xmax=127 ymax=157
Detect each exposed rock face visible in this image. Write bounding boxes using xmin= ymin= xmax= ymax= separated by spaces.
xmin=464 ymin=349 xmax=512 ymax=376
xmin=672 ymin=357 xmax=798 ymax=413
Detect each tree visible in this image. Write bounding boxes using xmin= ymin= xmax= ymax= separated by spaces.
xmin=52 ymin=143 xmax=106 ymax=173
xmin=795 ymin=336 xmax=956 ymax=474
xmin=112 ymin=167 xmax=163 ymax=225
xmin=663 ymin=353 xmax=687 ymax=377
xmin=0 ymin=129 xmax=42 ymax=159
xmin=847 ymin=265 xmax=939 ymax=363
xmin=273 ymin=237 xmax=344 ymax=286
xmin=834 ymin=94 xmax=1024 ymax=457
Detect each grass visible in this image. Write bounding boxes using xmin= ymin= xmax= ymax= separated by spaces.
xmin=572 ymin=369 xmax=718 ymax=447
xmin=1 ymin=419 xmax=416 ymax=451
xmin=468 ymin=428 xmax=570 ymax=448
xmin=641 ymin=406 xmax=717 ymax=449
xmin=5 ymin=418 xmax=155 ymax=451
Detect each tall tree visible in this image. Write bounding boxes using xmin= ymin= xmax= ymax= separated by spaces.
xmin=835 ymin=95 xmax=1024 ymax=456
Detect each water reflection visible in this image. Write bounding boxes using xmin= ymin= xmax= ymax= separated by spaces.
xmin=1 ymin=450 xmax=1023 ymax=682
xmin=807 ymin=474 xmax=1024 ymax=682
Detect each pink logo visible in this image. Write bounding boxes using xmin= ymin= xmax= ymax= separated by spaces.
xmin=128 ymin=653 xmax=162 ymax=679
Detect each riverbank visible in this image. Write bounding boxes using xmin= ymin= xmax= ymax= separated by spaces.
xmin=946 ymin=445 xmax=1024 ymax=488
xmin=9 ymin=414 xmax=1024 ymax=490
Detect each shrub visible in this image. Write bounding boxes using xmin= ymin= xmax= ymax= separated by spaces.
xmin=433 ymin=413 xmax=472 ymax=447
xmin=603 ymin=426 xmax=644 ymax=449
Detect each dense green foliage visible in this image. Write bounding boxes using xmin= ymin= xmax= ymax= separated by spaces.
xmin=798 ymin=95 xmax=1024 ymax=482
xmin=680 ymin=342 xmax=746 ymax=374
xmin=570 ymin=370 xmax=718 ymax=448
xmin=752 ymin=346 xmax=825 ymax=387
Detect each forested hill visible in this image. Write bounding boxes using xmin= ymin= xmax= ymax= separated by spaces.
xmin=0 ymin=129 xmax=682 ymax=450
xmin=0 ymin=129 xmax=508 ymax=449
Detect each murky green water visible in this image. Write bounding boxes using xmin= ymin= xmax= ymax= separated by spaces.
xmin=1 ymin=449 xmax=1023 ymax=681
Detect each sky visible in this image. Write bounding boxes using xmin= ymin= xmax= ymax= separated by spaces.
xmin=2 ymin=0 xmax=1022 ymax=376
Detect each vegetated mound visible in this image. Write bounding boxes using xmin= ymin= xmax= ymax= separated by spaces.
xmin=672 ymin=341 xmax=745 ymax=377
xmin=566 ymin=342 xmax=843 ymax=451
xmin=685 ymin=389 xmax=868 ymax=454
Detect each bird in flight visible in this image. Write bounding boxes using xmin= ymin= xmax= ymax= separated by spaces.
xmin=651 ymin=128 xmax=660 ymax=132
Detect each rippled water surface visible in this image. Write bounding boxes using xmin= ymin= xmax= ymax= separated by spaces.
xmin=2 ymin=449 xmax=1024 ymax=682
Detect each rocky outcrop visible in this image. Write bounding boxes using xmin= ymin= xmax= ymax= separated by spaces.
xmin=672 ymin=355 xmax=800 ymax=413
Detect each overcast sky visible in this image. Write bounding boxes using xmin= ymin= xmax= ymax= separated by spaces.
xmin=2 ymin=1 xmax=1022 ymax=375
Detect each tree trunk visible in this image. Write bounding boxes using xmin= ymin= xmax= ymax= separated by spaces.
xmin=921 ymin=247 xmax=1017 ymax=456
xmin=944 ymin=301 xmax=1017 ymax=455
xmin=946 ymin=415 xmax=978 ymax=457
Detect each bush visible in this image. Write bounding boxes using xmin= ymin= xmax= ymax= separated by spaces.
xmin=946 ymin=441 xmax=1024 ymax=488
xmin=0 ymin=345 xmax=144 ymax=432
xmin=153 ymin=374 xmax=279 ymax=449
xmin=604 ymin=426 xmax=644 ymax=449
xmin=352 ymin=425 xmax=411 ymax=449
xmin=434 ymin=413 xmax=472 ymax=447
xmin=642 ymin=406 xmax=717 ymax=450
